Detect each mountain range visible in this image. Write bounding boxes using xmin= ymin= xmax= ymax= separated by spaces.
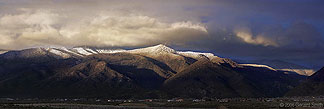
xmin=0 ymin=44 xmax=319 ymax=99
xmin=235 ymin=59 xmax=315 ymax=76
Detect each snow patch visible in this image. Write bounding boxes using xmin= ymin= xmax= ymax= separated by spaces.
xmin=0 ymin=50 xmax=8 ymax=54
xmin=85 ymin=48 xmax=98 ymax=54
xmin=59 ymin=47 xmax=84 ymax=57
xmin=129 ymin=44 xmax=176 ymax=54
xmin=47 ymin=48 xmax=71 ymax=58
xmin=96 ymin=49 xmax=126 ymax=54
xmin=177 ymin=51 xmax=217 ymax=59
xmin=71 ymin=47 xmax=94 ymax=56
xmin=279 ymin=69 xmax=315 ymax=76
xmin=240 ymin=64 xmax=277 ymax=71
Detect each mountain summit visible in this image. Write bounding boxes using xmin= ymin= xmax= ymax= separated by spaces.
xmin=129 ymin=44 xmax=176 ymax=54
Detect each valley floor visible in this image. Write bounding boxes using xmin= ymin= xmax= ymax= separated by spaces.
xmin=1 ymin=97 xmax=324 ymax=109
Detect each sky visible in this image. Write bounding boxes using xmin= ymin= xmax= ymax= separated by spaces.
xmin=0 ymin=0 xmax=324 ymax=69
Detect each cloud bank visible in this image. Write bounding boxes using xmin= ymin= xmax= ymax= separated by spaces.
xmin=234 ymin=28 xmax=278 ymax=47
xmin=0 ymin=9 xmax=207 ymax=49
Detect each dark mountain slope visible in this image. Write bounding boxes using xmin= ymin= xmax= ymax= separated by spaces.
xmin=85 ymin=53 xmax=175 ymax=88
xmin=163 ymin=58 xmax=263 ymax=98
xmin=0 ymin=56 xmax=161 ymax=98
xmin=163 ymin=58 xmax=306 ymax=98
xmin=286 ymin=67 xmax=324 ymax=96
xmin=235 ymin=65 xmax=305 ymax=97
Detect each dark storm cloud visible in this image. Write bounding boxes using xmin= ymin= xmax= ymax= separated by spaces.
xmin=172 ymin=0 xmax=324 ymax=69
xmin=218 ymin=0 xmax=324 ymax=20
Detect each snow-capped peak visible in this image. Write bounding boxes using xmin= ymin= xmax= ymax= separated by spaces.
xmin=150 ymin=44 xmax=176 ymax=53
xmin=127 ymin=44 xmax=220 ymax=59
xmin=129 ymin=44 xmax=176 ymax=54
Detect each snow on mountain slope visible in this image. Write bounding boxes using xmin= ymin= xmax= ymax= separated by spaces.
xmin=128 ymin=44 xmax=220 ymax=60
xmin=46 ymin=48 xmax=71 ymax=59
xmin=0 ymin=50 xmax=7 ymax=54
xmin=1 ymin=44 xmax=221 ymax=61
xmin=236 ymin=59 xmax=316 ymax=76
xmin=85 ymin=48 xmax=98 ymax=54
xmin=128 ymin=44 xmax=176 ymax=54
xmin=279 ymin=69 xmax=315 ymax=76
xmin=96 ymin=49 xmax=126 ymax=54
xmin=71 ymin=47 xmax=96 ymax=56
xmin=59 ymin=47 xmax=84 ymax=57
xmin=43 ymin=47 xmax=127 ymax=58
xmin=177 ymin=51 xmax=217 ymax=59
xmin=240 ymin=64 xmax=277 ymax=71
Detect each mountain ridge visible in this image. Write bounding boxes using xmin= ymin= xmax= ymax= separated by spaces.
xmin=235 ymin=59 xmax=316 ymax=76
xmin=0 ymin=44 xmax=307 ymax=98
